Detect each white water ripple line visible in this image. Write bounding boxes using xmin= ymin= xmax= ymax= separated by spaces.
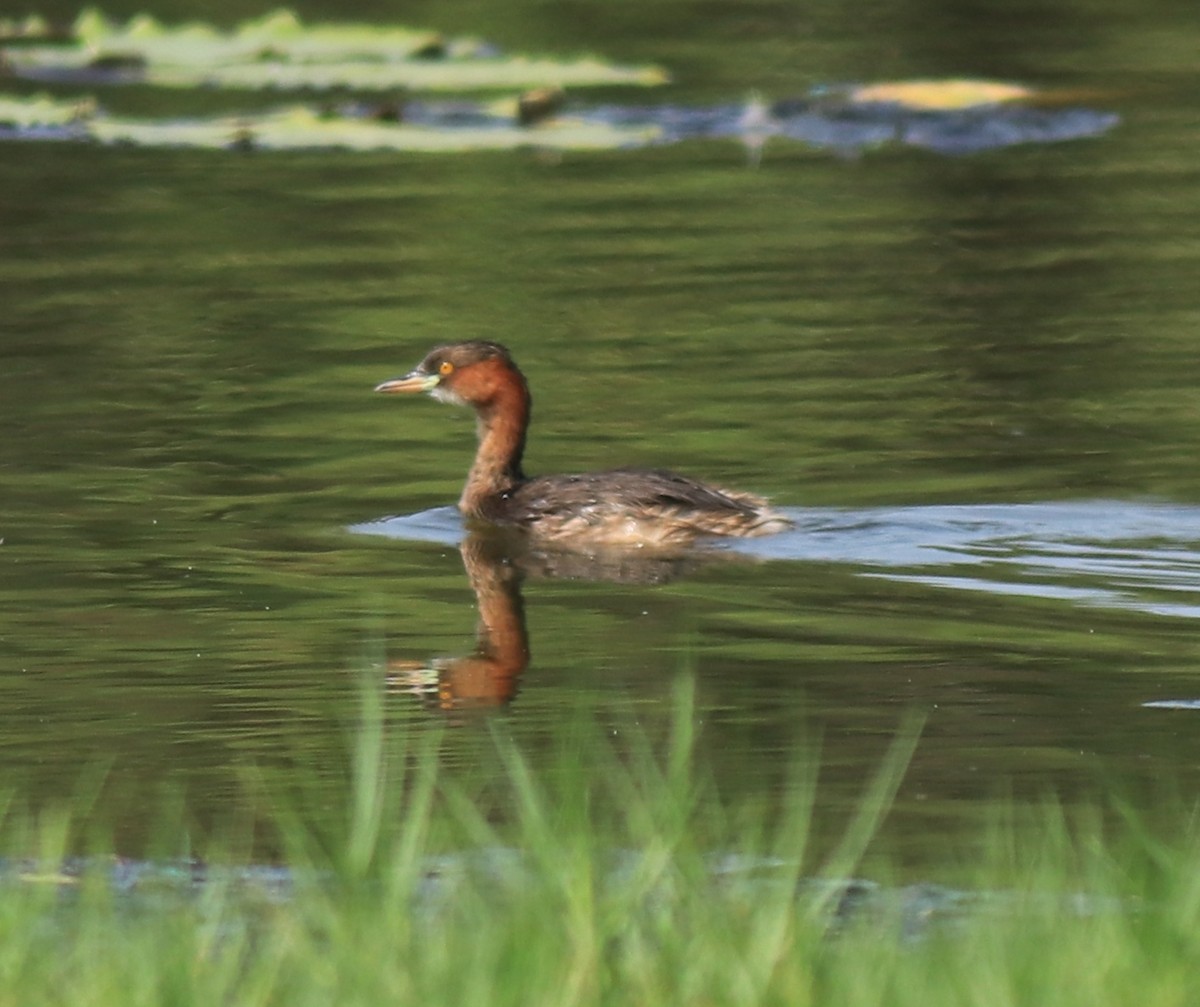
xmin=351 ymin=500 xmax=1200 ymax=618
xmin=761 ymin=501 xmax=1200 ymax=617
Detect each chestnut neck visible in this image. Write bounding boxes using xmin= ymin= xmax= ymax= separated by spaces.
xmin=459 ymin=369 xmax=530 ymax=516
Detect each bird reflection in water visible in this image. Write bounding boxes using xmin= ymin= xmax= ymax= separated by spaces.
xmin=374 ymin=340 xmax=782 ymax=710
xmin=385 ymin=530 xmax=710 ymax=712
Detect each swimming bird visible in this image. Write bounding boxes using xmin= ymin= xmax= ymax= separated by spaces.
xmin=375 ymin=341 xmax=790 ymax=548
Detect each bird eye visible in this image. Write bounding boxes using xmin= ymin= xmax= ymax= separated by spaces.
xmin=438 ymin=361 xmax=455 ymax=376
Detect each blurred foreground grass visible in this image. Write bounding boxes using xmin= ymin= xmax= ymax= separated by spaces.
xmin=0 ymin=678 xmax=1197 ymax=1006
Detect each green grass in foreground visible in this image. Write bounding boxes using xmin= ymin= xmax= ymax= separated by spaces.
xmin=0 ymin=680 xmax=1198 ymax=1006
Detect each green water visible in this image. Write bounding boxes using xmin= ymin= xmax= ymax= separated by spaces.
xmin=4 ymin=1 xmax=1200 ymax=858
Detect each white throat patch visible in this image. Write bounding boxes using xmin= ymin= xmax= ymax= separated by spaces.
xmin=431 ymin=382 xmax=466 ymax=406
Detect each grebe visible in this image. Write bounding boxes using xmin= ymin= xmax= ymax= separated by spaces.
xmin=375 ymin=341 xmax=790 ymax=548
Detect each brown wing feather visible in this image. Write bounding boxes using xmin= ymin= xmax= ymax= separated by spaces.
xmin=495 ymin=469 xmax=789 ymax=546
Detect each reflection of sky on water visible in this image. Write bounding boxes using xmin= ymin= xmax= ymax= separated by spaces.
xmin=598 ymin=98 xmax=1118 ymax=156
xmin=352 ymin=501 xmax=1200 ymax=619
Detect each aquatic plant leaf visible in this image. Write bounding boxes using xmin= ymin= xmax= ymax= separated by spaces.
xmin=847 ymin=79 xmax=1034 ymax=110
xmin=0 ymin=91 xmax=94 ymax=127
xmin=141 ymin=58 xmax=669 ymax=92
xmin=768 ymin=79 xmax=1118 ymax=155
xmin=0 ymin=80 xmax=1115 ymax=156
xmin=1 ymin=7 xmax=670 ymax=91
xmin=88 ymin=105 xmax=661 ymax=152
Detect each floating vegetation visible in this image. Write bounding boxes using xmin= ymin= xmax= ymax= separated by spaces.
xmin=0 ymin=91 xmax=93 ymax=128
xmin=0 ymin=84 xmax=1117 ymax=155
xmin=0 ymin=85 xmax=1117 ymax=155
xmin=0 ymin=91 xmax=660 ymax=151
xmin=0 ymin=12 xmax=1118 ymax=156
xmin=0 ymin=8 xmax=670 ymax=91
xmin=767 ymin=82 xmax=1120 ymax=156
xmin=97 ymin=104 xmax=660 ymax=152
xmin=840 ymin=79 xmax=1036 ymax=110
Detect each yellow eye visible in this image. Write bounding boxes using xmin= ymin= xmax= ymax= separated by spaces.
xmin=438 ymin=361 xmax=455 ymax=376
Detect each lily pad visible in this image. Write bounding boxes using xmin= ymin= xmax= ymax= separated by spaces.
xmin=2 ymin=8 xmax=670 ymax=91
xmin=90 ymin=104 xmax=660 ymax=152
xmin=0 ymin=91 xmax=94 ymax=127
xmin=0 ymin=79 xmax=1117 ymax=156
xmin=0 ymin=90 xmax=657 ymax=151
xmin=845 ymin=79 xmax=1035 ymax=110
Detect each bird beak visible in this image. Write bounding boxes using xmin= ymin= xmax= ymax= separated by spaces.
xmin=375 ymin=371 xmax=439 ymax=394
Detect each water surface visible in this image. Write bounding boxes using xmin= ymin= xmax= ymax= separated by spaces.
xmin=3 ymin=0 xmax=1200 ymax=861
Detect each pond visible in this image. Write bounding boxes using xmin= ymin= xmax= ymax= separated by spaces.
xmin=2 ymin=0 xmax=1200 ymax=865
